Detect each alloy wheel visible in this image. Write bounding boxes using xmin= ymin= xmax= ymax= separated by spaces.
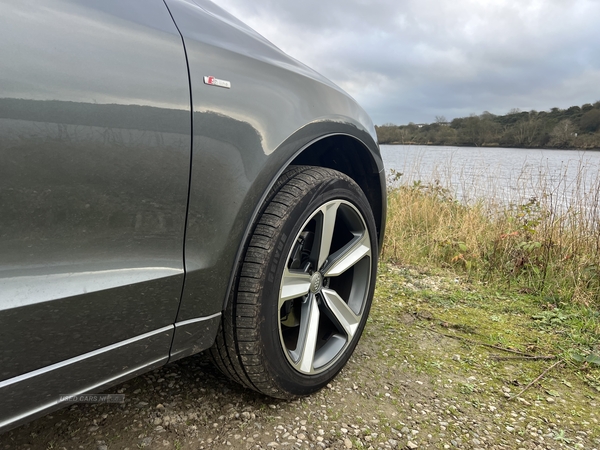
xmin=278 ymin=199 xmax=372 ymax=374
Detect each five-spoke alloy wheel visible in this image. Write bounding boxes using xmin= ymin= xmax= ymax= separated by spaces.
xmin=211 ymin=166 xmax=378 ymax=398
xmin=278 ymin=199 xmax=372 ymax=375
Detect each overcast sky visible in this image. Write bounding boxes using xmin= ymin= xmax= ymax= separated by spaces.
xmin=217 ymin=0 xmax=600 ymax=125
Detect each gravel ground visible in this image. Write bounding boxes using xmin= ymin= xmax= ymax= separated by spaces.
xmin=1 ymin=267 xmax=598 ymax=450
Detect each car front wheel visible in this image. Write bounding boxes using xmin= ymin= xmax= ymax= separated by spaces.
xmin=210 ymin=166 xmax=378 ymax=398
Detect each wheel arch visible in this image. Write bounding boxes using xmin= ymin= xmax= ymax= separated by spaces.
xmin=221 ymin=128 xmax=386 ymax=313
xmin=290 ymin=133 xmax=386 ymax=247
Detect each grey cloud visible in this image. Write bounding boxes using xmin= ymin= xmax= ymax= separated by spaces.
xmin=218 ymin=0 xmax=600 ymax=124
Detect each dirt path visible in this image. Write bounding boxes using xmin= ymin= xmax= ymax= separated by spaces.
xmin=1 ymin=265 xmax=598 ymax=450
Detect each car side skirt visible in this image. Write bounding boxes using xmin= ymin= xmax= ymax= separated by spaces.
xmin=0 ymin=327 xmax=173 ymax=434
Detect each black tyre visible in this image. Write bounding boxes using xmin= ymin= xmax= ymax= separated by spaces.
xmin=210 ymin=166 xmax=378 ymax=398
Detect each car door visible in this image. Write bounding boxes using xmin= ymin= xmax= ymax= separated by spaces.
xmin=0 ymin=0 xmax=190 ymax=396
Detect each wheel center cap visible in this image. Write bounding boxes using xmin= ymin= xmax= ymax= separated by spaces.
xmin=309 ymin=272 xmax=323 ymax=294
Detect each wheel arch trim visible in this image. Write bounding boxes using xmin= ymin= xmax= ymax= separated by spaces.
xmin=220 ymin=126 xmax=386 ymax=312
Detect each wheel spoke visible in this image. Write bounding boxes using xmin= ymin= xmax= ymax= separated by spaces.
xmin=313 ymin=202 xmax=340 ymax=271
xmin=321 ymin=288 xmax=360 ymax=338
xmin=292 ymin=294 xmax=320 ymax=373
xmin=279 ymin=268 xmax=312 ymax=306
xmin=323 ymin=232 xmax=370 ymax=277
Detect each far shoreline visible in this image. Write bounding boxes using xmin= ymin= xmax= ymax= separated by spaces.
xmin=379 ymin=142 xmax=600 ymax=152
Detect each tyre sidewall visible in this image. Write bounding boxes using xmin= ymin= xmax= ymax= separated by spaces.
xmin=258 ymin=174 xmax=378 ymax=396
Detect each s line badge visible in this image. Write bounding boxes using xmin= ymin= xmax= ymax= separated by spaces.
xmin=204 ymin=76 xmax=231 ymax=89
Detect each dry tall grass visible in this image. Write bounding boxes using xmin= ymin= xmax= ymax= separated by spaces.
xmin=383 ymin=161 xmax=600 ymax=306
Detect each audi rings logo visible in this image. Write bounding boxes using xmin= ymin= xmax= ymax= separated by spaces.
xmin=310 ymin=272 xmax=323 ymax=294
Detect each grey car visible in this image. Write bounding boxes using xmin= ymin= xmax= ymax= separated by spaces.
xmin=0 ymin=0 xmax=386 ymax=433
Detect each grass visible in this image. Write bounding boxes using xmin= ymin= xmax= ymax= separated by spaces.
xmin=371 ymin=263 xmax=600 ymax=400
xmin=380 ymin=159 xmax=600 ymax=387
xmin=359 ymin=263 xmax=600 ymax=447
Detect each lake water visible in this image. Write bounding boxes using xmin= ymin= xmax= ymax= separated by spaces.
xmin=380 ymin=145 xmax=600 ymax=208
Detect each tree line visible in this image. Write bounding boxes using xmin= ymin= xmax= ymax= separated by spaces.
xmin=376 ymin=101 xmax=600 ymax=149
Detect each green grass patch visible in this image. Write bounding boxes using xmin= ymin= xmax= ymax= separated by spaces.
xmin=372 ymin=263 xmax=600 ymax=393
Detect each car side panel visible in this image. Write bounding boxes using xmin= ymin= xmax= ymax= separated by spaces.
xmin=164 ymin=0 xmax=383 ymax=326
xmin=0 ymin=0 xmax=190 ymax=382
